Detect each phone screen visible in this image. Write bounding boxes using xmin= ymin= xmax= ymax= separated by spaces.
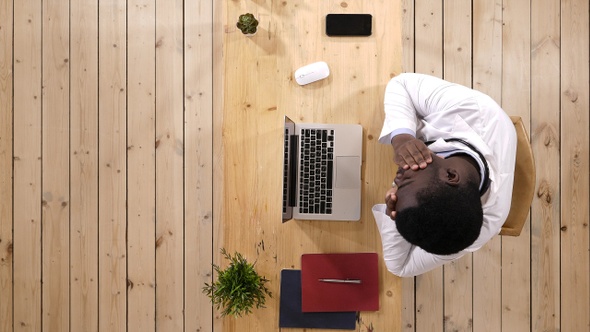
xmin=326 ymin=14 xmax=372 ymax=37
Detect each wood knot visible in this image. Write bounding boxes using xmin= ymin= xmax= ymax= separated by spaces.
xmin=155 ymin=235 xmax=164 ymax=248
xmin=572 ymin=145 xmax=582 ymax=168
xmin=535 ymin=122 xmax=558 ymax=147
xmin=537 ymin=181 xmax=553 ymax=204
xmin=563 ymin=88 xmax=578 ymax=103
xmin=560 ymin=226 xmax=567 ymax=232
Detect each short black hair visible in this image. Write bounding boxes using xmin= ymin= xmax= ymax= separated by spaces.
xmin=395 ymin=177 xmax=483 ymax=255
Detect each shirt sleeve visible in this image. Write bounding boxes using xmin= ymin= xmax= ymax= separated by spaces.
xmin=378 ymin=74 xmax=421 ymax=144
xmin=379 ymin=73 xmax=480 ymax=145
xmin=372 ymin=204 xmax=464 ymax=277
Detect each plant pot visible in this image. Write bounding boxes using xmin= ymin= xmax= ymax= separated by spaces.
xmin=237 ymin=13 xmax=259 ymax=36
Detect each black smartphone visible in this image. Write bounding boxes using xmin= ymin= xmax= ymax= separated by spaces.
xmin=325 ymin=14 xmax=372 ymax=37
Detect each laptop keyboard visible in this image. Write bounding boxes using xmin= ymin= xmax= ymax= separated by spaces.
xmin=282 ymin=129 xmax=290 ymax=214
xmin=299 ymin=128 xmax=334 ymax=214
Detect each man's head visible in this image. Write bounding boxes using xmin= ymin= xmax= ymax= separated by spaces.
xmin=393 ymin=154 xmax=483 ymax=255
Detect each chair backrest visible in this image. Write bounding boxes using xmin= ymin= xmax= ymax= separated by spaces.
xmin=500 ymin=116 xmax=536 ymax=236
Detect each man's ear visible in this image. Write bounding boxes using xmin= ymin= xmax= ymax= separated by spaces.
xmin=445 ymin=168 xmax=461 ymax=186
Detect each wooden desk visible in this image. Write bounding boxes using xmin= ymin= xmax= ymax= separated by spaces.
xmin=218 ymin=1 xmax=402 ymax=330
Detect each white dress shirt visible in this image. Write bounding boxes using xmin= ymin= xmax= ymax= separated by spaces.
xmin=373 ymin=73 xmax=517 ymax=277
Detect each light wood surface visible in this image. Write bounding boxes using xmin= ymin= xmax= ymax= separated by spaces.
xmin=401 ymin=1 xmax=590 ymax=332
xmin=127 ymin=0 xmax=156 ymax=329
xmin=219 ymin=0 xmax=402 ymax=331
xmin=1 ymin=1 xmax=589 ymax=331
xmin=560 ymin=1 xmax=590 ymax=331
xmin=184 ymin=0 xmax=215 ymax=330
xmin=155 ymin=0 xmax=185 ymax=330
xmin=530 ymin=0 xmax=561 ymax=331
xmin=70 ymin=0 xmax=100 ymax=330
xmin=98 ymin=1 xmax=127 ymax=330
xmin=0 ymin=0 xmax=13 ymax=330
xmin=42 ymin=0 xmax=71 ymax=330
xmin=13 ymin=1 xmax=43 ymax=331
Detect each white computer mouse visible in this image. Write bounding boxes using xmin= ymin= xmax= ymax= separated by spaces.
xmin=294 ymin=61 xmax=330 ymax=85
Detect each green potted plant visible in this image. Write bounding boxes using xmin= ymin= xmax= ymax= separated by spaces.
xmin=203 ymin=248 xmax=272 ymax=317
xmin=236 ymin=13 xmax=259 ymax=36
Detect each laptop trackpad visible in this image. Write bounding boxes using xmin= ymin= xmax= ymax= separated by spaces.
xmin=335 ymin=156 xmax=361 ymax=189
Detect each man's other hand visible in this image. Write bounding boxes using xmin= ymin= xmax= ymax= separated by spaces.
xmin=385 ymin=185 xmax=398 ymax=220
xmin=391 ymin=134 xmax=432 ymax=170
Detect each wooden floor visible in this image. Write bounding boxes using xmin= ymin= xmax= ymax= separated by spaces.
xmin=401 ymin=1 xmax=589 ymax=331
xmin=1 ymin=0 xmax=216 ymax=331
xmin=0 ymin=0 xmax=589 ymax=331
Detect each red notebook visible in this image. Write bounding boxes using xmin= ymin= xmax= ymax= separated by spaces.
xmin=301 ymin=253 xmax=379 ymax=312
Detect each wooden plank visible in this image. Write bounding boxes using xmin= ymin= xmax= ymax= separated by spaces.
xmin=501 ymin=1 xmax=532 ymax=331
xmin=221 ymin=3 xmax=280 ymax=331
xmin=414 ymin=1 xmax=443 ymax=331
xmin=212 ymin=0 xmax=226 ymax=330
xmin=530 ymin=0 xmax=561 ymax=330
xmin=184 ymin=0 xmax=214 ymax=331
xmin=98 ymin=1 xmax=127 ymax=331
xmin=155 ymin=0 xmax=184 ymax=330
xmin=443 ymin=0 xmax=472 ymax=84
xmin=0 ymin=0 xmax=13 ymax=330
xmin=13 ymin=0 xmax=43 ymax=330
xmin=401 ymin=0 xmax=415 ymax=74
xmin=560 ymin=1 xmax=590 ymax=331
xmin=41 ymin=0 xmax=71 ymax=331
xmin=220 ymin=0 xmax=402 ymax=331
xmin=127 ymin=0 xmax=156 ymax=330
xmin=442 ymin=1 xmax=473 ymax=331
xmin=401 ymin=276 xmax=415 ymax=332
xmin=414 ymin=0 xmax=443 ymax=77
xmin=471 ymin=2 xmax=503 ymax=332
xmin=69 ymin=0 xmax=99 ymax=331
xmin=401 ymin=1 xmax=416 ymax=331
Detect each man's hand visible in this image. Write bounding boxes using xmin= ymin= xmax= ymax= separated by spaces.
xmin=385 ymin=185 xmax=398 ymax=220
xmin=391 ymin=134 xmax=432 ymax=170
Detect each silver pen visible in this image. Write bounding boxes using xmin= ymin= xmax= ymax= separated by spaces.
xmin=318 ymin=278 xmax=362 ymax=284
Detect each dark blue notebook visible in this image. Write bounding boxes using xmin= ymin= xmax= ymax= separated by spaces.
xmin=279 ymin=269 xmax=357 ymax=330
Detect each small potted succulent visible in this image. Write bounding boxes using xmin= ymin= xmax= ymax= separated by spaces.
xmin=203 ymin=248 xmax=272 ymax=317
xmin=236 ymin=13 xmax=259 ymax=36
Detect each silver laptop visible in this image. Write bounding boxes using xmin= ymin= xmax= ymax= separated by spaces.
xmin=282 ymin=116 xmax=362 ymax=221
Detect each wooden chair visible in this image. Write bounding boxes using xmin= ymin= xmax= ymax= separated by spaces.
xmin=500 ymin=116 xmax=536 ymax=236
